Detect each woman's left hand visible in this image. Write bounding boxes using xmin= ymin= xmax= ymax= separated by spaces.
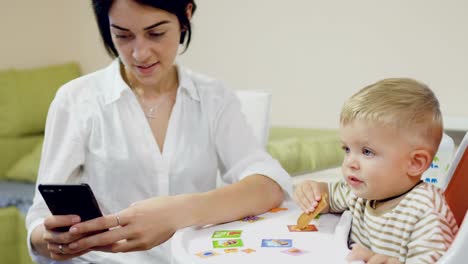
xmin=347 ymin=243 xmax=402 ymax=264
xmin=65 ymin=195 xmax=191 ymax=253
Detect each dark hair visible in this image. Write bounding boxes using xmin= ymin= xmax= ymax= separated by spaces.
xmin=91 ymin=0 xmax=197 ymax=57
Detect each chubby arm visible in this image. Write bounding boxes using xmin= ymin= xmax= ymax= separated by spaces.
xmin=347 ymin=244 xmax=402 ymax=264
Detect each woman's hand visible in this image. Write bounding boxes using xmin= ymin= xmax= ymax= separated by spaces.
xmin=31 ymin=215 xmax=91 ymax=261
xmin=293 ymin=180 xmax=329 ymax=214
xmin=347 ymin=243 xmax=402 ymax=264
xmin=65 ymin=195 xmax=191 ymax=253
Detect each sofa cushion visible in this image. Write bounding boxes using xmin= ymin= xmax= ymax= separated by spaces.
xmin=0 ymin=62 xmax=80 ymax=136
xmin=0 ymin=207 xmax=34 ymax=264
xmin=0 ymin=207 xmax=21 ymax=264
xmin=0 ymin=136 xmax=42 ymax=179
xmin=5 ymin=140 xmax=43 ymax=183
xmin=267 ymin=127 xmax=343 ymax=176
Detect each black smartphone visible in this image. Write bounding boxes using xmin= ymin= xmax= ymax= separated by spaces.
xmin=38 ymin=183 xmax=104 ymax=232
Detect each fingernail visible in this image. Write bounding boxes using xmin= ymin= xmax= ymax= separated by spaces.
xmin=69 ymin=227 xmax=78 ymax=234
xmin=69 ymin=243 xmax=77 ymax=249
xmin=72 ymin=216 xmax=81 ymax=223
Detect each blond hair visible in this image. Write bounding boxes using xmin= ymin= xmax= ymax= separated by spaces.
xmin=340 ymin=78 xmax=443 ymax=153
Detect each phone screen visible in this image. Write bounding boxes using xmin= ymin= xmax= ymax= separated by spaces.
xmin=38 ymin=183 xmax=104 ymax=232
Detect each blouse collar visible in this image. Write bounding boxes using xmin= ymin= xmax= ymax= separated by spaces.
xmin=104 ymin=58 xmax=200 ymax=105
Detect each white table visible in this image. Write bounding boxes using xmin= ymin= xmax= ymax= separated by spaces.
xmin=171 ymin=201 xmax=353 ymax=264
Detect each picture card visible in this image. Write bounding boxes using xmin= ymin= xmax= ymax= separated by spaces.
xmin=195 ymin=250 xmax=219 ymax=258
xmin=212 ymin=230 xmax=242 ymax=239
xmin=287 ymin=224 xmax=318 ymax=232
xmin=282 ymin=247 xmax=307 ymax=256
xmin=212 ymin=239 xmax=244 ymax=248
xmin=261 ymin=239 xmax=292 ymax=248
xmin=240 ymin=215 xmax=264 ymax=223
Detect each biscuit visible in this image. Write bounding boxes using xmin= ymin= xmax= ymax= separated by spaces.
xmin=296 ymin=193 xmax=328 ymax=229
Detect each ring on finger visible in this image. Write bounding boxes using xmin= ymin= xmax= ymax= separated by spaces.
xmin=58 ymin=244 xmax=65 ymax=254
xmin=115 ymin=214 xmax=121 ymax=226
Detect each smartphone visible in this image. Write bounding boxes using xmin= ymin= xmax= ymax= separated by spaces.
xmin=38 ymin=183 xmax=104 ymax=232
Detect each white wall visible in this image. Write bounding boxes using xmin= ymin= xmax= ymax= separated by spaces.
xmin=1 ymin=0 xmax=467 ymax=129
xmin=180 ymin=0 xmax=468 ymax=129
xmin=0 ymin=0 xmax=110 ymax=73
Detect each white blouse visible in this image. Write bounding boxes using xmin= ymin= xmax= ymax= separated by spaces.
xmin=26 ymin=59 xmax=292 ymax=264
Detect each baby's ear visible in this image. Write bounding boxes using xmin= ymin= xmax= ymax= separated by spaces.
xmin=407 ymin=149 xmax=432 ymax=177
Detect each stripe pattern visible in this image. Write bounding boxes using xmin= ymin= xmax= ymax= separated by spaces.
xmin=328 ymin=181 xmax=459 ymax=263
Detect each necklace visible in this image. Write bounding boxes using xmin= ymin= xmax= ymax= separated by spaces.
xmin=129 ymin=80 xmax=167 ymax=120
xmin=135 ymin=90 xmax=167 ymax=120
xmin=370 ymin=180 xmax=423 ymax=209
xmin=139 ymin=95 xmax=163 ymax=119
xmin=127 ymin=76 xmax=177 ymax=120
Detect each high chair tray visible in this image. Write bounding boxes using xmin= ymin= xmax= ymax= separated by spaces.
xmin=171 ymin=201 xmax=352 ymax=264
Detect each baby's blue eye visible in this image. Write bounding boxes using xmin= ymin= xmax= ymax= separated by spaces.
xmin=342 ymin=146 xmax=350 ymax=153
xmin=362 ymin=148 xmax=374 ymax=156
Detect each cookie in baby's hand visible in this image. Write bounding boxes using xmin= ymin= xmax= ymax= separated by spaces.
xmin=296 ymin=193 xmax=328 ymax=229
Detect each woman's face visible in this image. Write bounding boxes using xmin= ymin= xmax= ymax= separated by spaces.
xmin=109 ymin=0 xmax=183 ymax=88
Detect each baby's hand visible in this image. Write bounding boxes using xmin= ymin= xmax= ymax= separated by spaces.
xmin=347 ymin=243 xmax=402 ymax=264
xmin=293 ymin=180 xmax=327 ymax=214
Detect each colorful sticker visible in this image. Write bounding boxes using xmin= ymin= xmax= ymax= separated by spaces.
xmin=195 ymin=250 xmax=219 ymax=258
xmin=224 ymin=248 xmax=239 ymax=253
xmin=212 ymin=230 xmax=242 ymax=239
xmin=240 ymin=215 xmax=264 ymax=223
xmin=242 ymin=248 xmax=256 ymax=254
xmin=261 ymin=239 xmax=292 ymax=248
xmin=212 ymin=239 xmax=244 ymax=248
xmin=281 ymin=247 xmax=307 ymax=256
xmin=287 ymin=224 xmax=318 ymax=232
xmin=269 ymin=207 xmax=288 ymax=213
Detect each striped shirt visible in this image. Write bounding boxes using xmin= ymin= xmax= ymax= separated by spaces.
xmin=328 ymin=180 xmax=458 ymax=263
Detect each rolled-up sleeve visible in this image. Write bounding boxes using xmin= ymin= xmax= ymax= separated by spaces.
xmin=25 ymin=92 xmax=87 ymax=262
xmin=212 ymin=89 xmax=293 ymax=198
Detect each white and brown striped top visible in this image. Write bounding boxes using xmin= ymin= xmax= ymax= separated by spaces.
xmin=328 ymin=181 xmax=459 ymax=264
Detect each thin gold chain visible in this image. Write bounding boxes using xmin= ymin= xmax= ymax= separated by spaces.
xmin=133 ymin=89 xmax=167 ymax=120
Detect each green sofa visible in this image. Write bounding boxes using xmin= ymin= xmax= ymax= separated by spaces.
xmin=0 ymin=207 xmax=31 ymax=264
xmin=0 ymin=63 xmax=81 ymax=263
xmin=267 ymin=127 xmax=343 ymax=176
xmin=0 ymin=62 xmax=343 ymax=263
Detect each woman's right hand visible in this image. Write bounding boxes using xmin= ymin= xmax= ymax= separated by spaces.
xmin=31 ymin=214 xmax=91 ymax=261
xmin=293 ymin=180 xmax=329 ymax=214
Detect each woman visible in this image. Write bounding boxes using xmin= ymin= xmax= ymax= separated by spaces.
xmin=26 ymin=0 xmax=292 ymax=263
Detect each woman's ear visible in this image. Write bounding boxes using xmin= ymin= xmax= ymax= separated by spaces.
xmin=186 ymin=3 xmax=193 ymax=21
xmin=407 ymin=149 xmax=433 ymax=177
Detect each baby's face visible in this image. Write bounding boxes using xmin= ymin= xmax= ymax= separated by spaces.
xmin=339 ymin=120 xmax=416 ymax=200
